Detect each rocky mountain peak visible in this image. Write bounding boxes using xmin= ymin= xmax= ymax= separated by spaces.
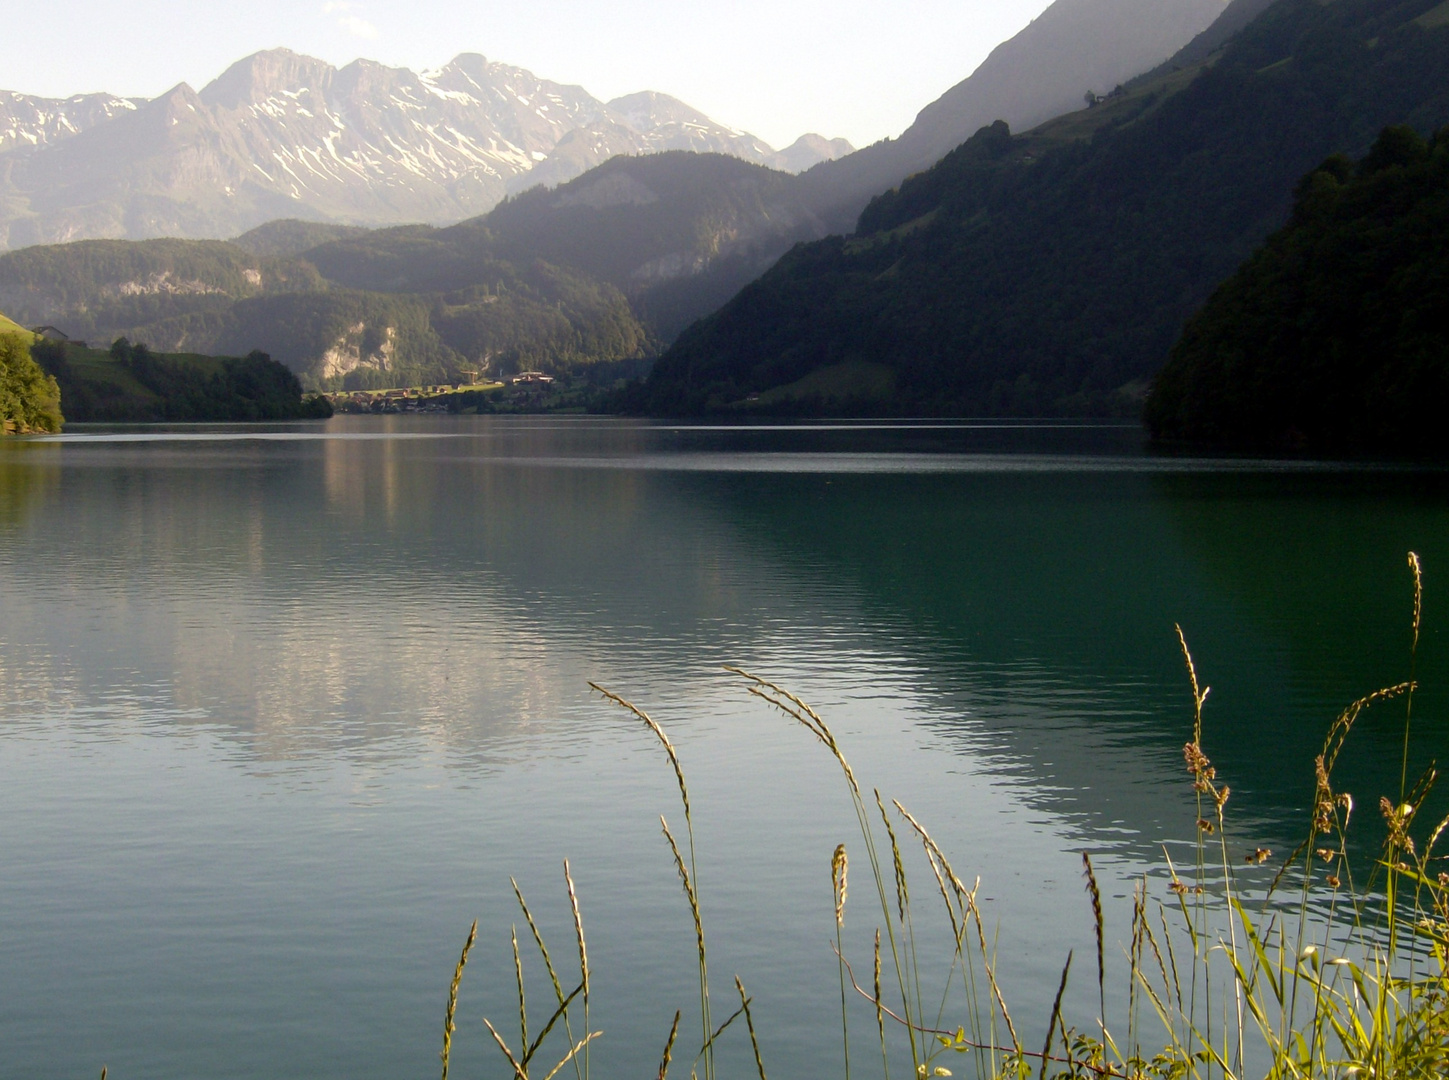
xmin=607 ymin=91 xmax=721 ymax=135
xmin=149 ymin=82 xmax=207 ymax=127
xmin=200 ymin=49 xmax=337 ymax=110
xmin=425 ymin=53 xmax=507 ymax=93
xmin=0 ymin=90 xmax=138 ymax=154
xmin=333 ymin=56 xmax=420 ymax=100
xmin=0 ymin=48 xmax=874 ymax=249
xmin=775 ymin=134 xmax=855 ymax=173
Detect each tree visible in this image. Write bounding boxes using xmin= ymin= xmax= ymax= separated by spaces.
xmin=0 ymin=334 xmax=63 ymax=434
xmin=1144 ymin=125 xmax=1449 ymax=456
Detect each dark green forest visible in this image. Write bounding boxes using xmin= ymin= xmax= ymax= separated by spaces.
xmin=1145 ymin=125 xmax=1449 ymax=455
xmin=635 ymin=0 xmax=1449 ymax=417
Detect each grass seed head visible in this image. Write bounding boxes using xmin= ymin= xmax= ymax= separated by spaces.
xmin=1410 ymin=551 xmax=1423 ymax=649
xmin=830 ymin=843 xmax=848 ymax=927
xmin=563 ymin=859 xmax=589 ymax=999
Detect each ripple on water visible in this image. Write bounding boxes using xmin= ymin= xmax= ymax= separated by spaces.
xmin=1 ymin=417 xmax=1446 ymax=1079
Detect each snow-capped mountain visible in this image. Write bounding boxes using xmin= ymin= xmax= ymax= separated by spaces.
xmin=0 ymin=50 xmax=851 ymax=250
xmin=0 ymin=91 xmax=140 ymax=154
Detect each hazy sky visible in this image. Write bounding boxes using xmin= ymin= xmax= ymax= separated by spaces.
xmin=3 ymin=0 xmax=1055 ymax=149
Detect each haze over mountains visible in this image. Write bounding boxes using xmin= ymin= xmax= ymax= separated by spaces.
xmin=794 ymin=0 xmax=1233 ymax=228
xmin=0 ymin=0 xmax=1238 ymax=252
xmin=0 ymin=49 xmax=852 ymax=250
xmin=0 ymin=150 xmax=832 ymax=391
xmin=0 ymin=91 xmax=140 ymax=153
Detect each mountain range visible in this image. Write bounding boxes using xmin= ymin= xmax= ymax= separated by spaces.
xmin=0 ymin=0 xmax=1305 ymax=407
xmin=0 ymin=0 xmax=1236 ymax=252
xmin=0 ymin=50 xmax=852 ymax=251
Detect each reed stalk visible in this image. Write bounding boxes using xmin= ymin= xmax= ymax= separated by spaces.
xmin=736 ymin=976 xmax=768 ymax=1080
xmin=834 ymin=843 xmax=853 ymax=1079
xmin=440 ymin=919 xmax=476 ymax=1080
xmin=657 ymin=1011 xmax=681 ymax=1080
xmin=590 ymin=682 xmax=714 ymax=1080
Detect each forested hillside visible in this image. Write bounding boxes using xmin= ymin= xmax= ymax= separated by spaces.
xmin=638 ymin=0 xmax=1449 ymax=416
xmin=1145 ymin=125 xmax=1449 ymax=455
xmin=0 ymin=153 xmax=817 ymax=389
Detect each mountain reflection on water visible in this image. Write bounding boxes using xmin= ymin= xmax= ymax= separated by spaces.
xmin=1 ymin=417 xmax=1445 ymax=1080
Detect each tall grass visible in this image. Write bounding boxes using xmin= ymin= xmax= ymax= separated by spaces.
xmin=442 ymin=553 xmax=1449 ymax=1079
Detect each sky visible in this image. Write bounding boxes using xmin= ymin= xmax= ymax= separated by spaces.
xmin=2 ymin=0 xmax=1055 ymax=149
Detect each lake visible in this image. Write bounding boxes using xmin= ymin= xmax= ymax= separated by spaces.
xmin=2 ymin=416 xmax=1446 ymax=1079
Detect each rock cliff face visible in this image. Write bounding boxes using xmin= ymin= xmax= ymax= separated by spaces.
xmin=0 ymin=50 xmax=851 ymax=250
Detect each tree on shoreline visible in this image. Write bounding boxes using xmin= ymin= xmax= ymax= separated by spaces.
xmin=0 ymin=333 xmax=63 ymax=434
xmin=1146 ymin=125 xmax=1449 ymax=455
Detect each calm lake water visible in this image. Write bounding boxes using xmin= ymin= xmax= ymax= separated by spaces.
xmin=2 ymin=416 xmax=1447 ymax=1079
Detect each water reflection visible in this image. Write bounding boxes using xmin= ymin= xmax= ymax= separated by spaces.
xmin=6 ymin=419 xmax=1442 ymax=838
xmin=2 ymin=417 xmax=1446 ymax=1080
xmin=0 ymin=440 xmax=60 ymax=529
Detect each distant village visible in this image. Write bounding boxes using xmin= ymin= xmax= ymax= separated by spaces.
xmin=326 ymin=371 xmax=555 ymax=413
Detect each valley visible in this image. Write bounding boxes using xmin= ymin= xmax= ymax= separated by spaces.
xmin=3 ymin=0 xmax=1447 ymax=454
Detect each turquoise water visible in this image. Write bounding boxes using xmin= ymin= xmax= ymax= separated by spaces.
xmin=1 ymin=417 xmax=1446 ymax=1079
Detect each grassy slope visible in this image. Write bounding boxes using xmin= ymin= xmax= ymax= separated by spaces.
xmin=52 ymin=345 xmax=162 ymax=409
xmin=34 ymin=341 xmax=329 ymax=423
xmin=0 ymin=311 xmax=36 ymax=340
xmin=739 ymin=360 xmax=897 ymax=411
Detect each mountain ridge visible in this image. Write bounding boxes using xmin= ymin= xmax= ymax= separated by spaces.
xmin=0 ymin=48 xmax=853 ymax=251
xmin=636 ymin=0 xmax=1449 ymax=417
xmin=0 ymin=91 xmax=140 ymax=154
xmin=791 ymin=0 xmax=1233 ymax=231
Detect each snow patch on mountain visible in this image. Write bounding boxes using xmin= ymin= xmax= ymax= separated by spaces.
xmin=0 ymin=49 xmax=858 ymax=247
xmin=0 ymin=91 xmax=138 ymax=153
